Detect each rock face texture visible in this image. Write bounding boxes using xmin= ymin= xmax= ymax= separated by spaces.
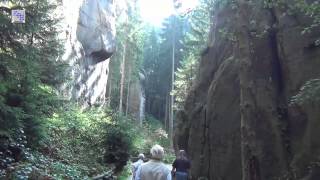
xmin=174 ymin=1 xmax=320 ymax=179
xmin=128 ymin=72 xmax=146 ymax=125
xmin=60 ymin=0 xmax=116 ymax=106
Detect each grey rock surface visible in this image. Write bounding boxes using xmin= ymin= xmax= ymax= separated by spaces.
xmin=59 ymin=0 xmax=116 ymax=106
xmin=128 ymin=72 xmax=145 ymax=124
xmin=174 ymin=1 xmax=320 ymax=179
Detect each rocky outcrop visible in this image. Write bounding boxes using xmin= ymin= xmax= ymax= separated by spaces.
xmin=59 ymin=0 xmax=116 ymax=106
xmin=128 ymin=72 xmax=146 ymax=125
xmin=174 ymin=1 xmax=320 ymax=179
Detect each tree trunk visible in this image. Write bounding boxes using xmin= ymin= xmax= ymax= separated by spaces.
xmin=125 ymin=65 xmax=131 ymax=116
xmin=169 ymin=16 xmax=175 ymax=146
xmin=164 ymin=94 xmax=168 ymax=131
xmin=119 ymin=42 xmax=126 ymax=114
xmin=107 ymin=72 xmax=112 ymax=107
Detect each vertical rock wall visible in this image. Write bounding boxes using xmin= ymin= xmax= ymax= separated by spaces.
xmin=174 ymin=0 xmax=320 ymax=179
xmin=128 ymin=72 xmax=146 ymax=125
xmin=59 ymin=0 xmax=116 ymax=106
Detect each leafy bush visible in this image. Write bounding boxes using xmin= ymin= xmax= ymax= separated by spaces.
xmin=1 ymin=105 xmax=119 ymax=179
xmin=0 ymin=128 xmax=28 ymax=178
xmin=138 ymin=115 xmax=170 ymax=151
xmin=103 ymin=114 xmax=136 ymax=172
xmin=117 ymin=162 xmax=132 ymax=180
xmin=290 ymin=79 xmax=320 ymax=105
xmin=103 ymin=126 xmax=131 ymax=172
xmin=129 ymin=115 xmax=174 ymax=163
xmin=1 ymin=103 xmax=173 ymax=179
xmin=44 ymin=105 xmax=141 ymax=174
xmin=0 ymin=0 xmax=68 ymax=147
xmin=103 ymin=113 xmax=173 ymax=173
xmin=3 ymin=151 xmax=93 ymax=180
xmin=44 ymin=105 xmax=111 ymax=169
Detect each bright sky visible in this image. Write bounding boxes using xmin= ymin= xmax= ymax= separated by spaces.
xmin=139 ymin=0 xmax=199 ymax=26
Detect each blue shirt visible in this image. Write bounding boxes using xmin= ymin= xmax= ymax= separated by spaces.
xmin=132 ymin=159 xmax=144 ymax=179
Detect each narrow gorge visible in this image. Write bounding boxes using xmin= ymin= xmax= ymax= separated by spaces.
xmin=1 ymin=0 xmax=319 ymax=179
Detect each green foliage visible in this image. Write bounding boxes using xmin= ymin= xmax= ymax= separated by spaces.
xmin=49 ymin=161 xmax=86 ymax=180
xmin=45 ymin=104 xmax=144 ymax=173
xmin=0 ymin=0 xmax=68 ymax=146
xmin=171 ymin=0 xmax=212 ymax=110
xmin=290 ymin=79 xmax=320 ymax=105
xmin=3 ymin=103 xmax=158 ymax=179
xmin=103 ymin=114 xmax=134 ymax=172
xmin=111 ymin=114 xmax=173 ymax=178
xmin=163 ymin=151 xmax=176 ymax=164
xmin=102 ymin=113 xmax=172 ymax=172
xmin=140 ymin=115 xmax=170 ymax=151
xmin=108 ymin=0 xmax=146 ymax=110
xmin=0 ymin=0 xmax=177 ymax=179
xmin=117 ymin=162 xmax=132 ymax=180
xmin=0 ymin=128 xmax=28 ymax=178
xmin=100 ymin=114 xmax=173 ymax=174
xmin=1 ymin=104 xmax=173 ymax=179
xmin=172 ymin=53 xmax=198 ymax=110
xmin=295 ymin=0 xmax=320 ymax=34
xmin=45 ymin=105 xmax=112 ymax=169
xmin=0 ymin=126 xmax=92 ymax=180
xmin=264 ymin=0 xmax=320 ymax=34
xmin=131 ymin=115 xmax=173 ymax=163
xmin=142 ymin=27 xmax=164 ymax=118
xmin=143 ymin=15 xmax=186 ymax=119
xmin=5 ymin=151 xmax=92 ymax=180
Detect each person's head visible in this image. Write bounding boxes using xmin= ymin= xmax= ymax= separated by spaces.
xmin=178 ymin=150 xmax=188 ymax=160
xmin=138 ymin=153 xmax=145 ymax=160
xmin=150 ymin=144 xmax=165 ymax=160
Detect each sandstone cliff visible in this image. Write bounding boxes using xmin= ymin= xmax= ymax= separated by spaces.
xmin=174 ymin=1 xmax=320 ymax=179
xmin=59 ymin=0 xmax=116 ymax=106
xmin=128 ymin=72 xmax=146 ymax=124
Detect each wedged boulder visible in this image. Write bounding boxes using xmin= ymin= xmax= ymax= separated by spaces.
xmin=59 ymin=0 xmax=116 ymax=107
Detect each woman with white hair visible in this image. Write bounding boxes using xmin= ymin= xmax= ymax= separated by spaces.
xmin=135 ymin=144 xmax=171 ymax=180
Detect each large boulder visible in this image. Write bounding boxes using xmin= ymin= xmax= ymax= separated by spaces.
xmin=59 ymin=0 xmax=116 ymax=106
xmin=174 ymin=0 xmax=320 ymax=179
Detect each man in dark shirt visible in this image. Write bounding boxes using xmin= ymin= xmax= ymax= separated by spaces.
xmin=172 ymin=150 xmax=191 ymax=180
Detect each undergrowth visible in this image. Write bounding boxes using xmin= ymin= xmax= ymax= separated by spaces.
xmin=1 ymin=104 xmax=173 ymax=179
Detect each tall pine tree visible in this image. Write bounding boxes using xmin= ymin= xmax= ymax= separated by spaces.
xmin=0 ymin=0 xmax=67 ymax=144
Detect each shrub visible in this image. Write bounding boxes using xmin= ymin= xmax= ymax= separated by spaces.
xmin=117 ymin=163 xmax=132 ymax=180
xmin=290 ymin=79 xmax=320 ymax=105
xmin=0 ymin=0 xmax=68 ymax=147
xmin=103 ymin=114 xmax=135 ymax=172
xmin=44 ymin=105 xmax=110 ymax=168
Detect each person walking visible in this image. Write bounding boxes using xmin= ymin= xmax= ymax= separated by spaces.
xmin=171 ymin=150 xmax=190 ymax=180
xmin=132 ymin=153 xmax=145 ymax=180
xmin=135 ymin=144 xmax=171 ymax=180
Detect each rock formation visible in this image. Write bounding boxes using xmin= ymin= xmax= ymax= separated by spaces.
xmin=59 ymin=0 xmax=116 ymax=106
xmin=174 ymin=1 xmax=320 ymax=179
xmin=128 ymin=72 xmax=146 ymax=125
